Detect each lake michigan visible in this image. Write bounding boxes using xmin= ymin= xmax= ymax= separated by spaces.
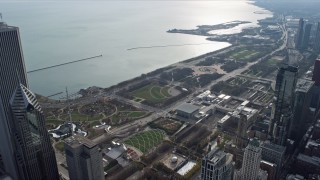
xmin=0 ymin=1 xmax=272 ymax=97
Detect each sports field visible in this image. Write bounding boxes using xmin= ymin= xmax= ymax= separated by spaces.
xmin=124 ymin=130 xmax=166 ymax=153
xmin=130 ymin=84 xmax=171 ymax=103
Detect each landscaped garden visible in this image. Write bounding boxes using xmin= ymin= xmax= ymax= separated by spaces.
xmin=124 ymin=130 xmax=166 ymax=153
xmin=149 ymin=118 xmax=183 ymax=135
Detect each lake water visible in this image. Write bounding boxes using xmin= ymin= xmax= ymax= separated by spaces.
xmin=0 ymin=1 xmax=271 ymax=97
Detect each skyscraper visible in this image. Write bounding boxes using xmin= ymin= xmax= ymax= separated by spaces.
xmin=313 ymin=22 xmax=320 ymax=52
xmin=312 ymin=58 xmax=320 ymax=86
xmin=311 ymin=58 xmax=320 ymax=110
xmin=269 ymin=65 xmax=298 ymax=145
xmin=296 ymin=18 xmax=304 ymax=49
xmin=289 ymin=79 xmax=314 ymax=143
xmin=64 ymin=135 xmax=104 ymax=180
xmin=0 ymin=20 xmax=29 ymax=179
xmin=201 ymin=148 xmax=233 ymax=180
xmin=0 ymin=21 xmax=28 ymax=117
xmin=301 ymin=23 xmax=312 ymax=50
xmin=10 ymin=84 xmax=59 ymax=180
xmin=233 ymin=138 xmax=268 ymax=180
xmin=0 ymin=21 xmax=59 ymax=179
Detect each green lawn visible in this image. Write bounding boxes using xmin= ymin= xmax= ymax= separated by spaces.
xmin=266 ymin=58 xmax=280 ymax=65
xmin=161 ymin=87 xmax=172 ymax=97
xmin=231 ymin=49 xmax=259 ymax=61
xmin=46 ymin=119 xmax=62 ymax=127
xmin=130 ymin=84 xmax=171 ymax=103
xmin=128 ymin=111 xmax=147 ymax=118
xmin=55 ymin=142 xmax=64 ymax=152
xmin=124 ymin=130 xmax=165 ymax=153
xmin=61 ymin=112 xmax=103 ymax=122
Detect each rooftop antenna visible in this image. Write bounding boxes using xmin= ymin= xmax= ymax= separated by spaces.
xmin=66 ymin=87 xmax=73 ymax=136
xmin=0 ymin=13 xmax=2 ymax=21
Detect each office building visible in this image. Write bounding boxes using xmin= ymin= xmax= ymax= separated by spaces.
xmin=289 ymin=79 xmax=314 ymax=143
xmin=301 ymin=24 xmax=312 ymax=50
xmin=313 ymin=58 xmax=320 ymax=86
xmin=0 ymin=21 xmax=59 ymax=179
xmin=313 ymin=22 xmax=320 ymax=52
xmin=65 ymin=135 xmax=104 ymax=180
xmin=234 ymin=138 xmax=268 ymax=180
xmin=261 ymin=141 xmax=286 ymax=178
xmin=269 ymin=65 xmax=298 ymax=145
xmin=201 ymin=148 xmax=233 ymax=180
xmin=0 ymin=21 xmax=29 ymax=175
xmin=296 ymin=18 xmax=304 ymax=49
xmin=311 ymin=58 xmax=320 ymax=110
xmin=10 ymin=84 xmax=59 ymax=180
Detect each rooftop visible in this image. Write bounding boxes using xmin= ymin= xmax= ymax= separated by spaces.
xmin=65 ymin=135 xmax=97 ymax=149
xmin=261 ymin=141 xmax=286 ymax=153
xmin=297 ymin=154 xmax=320 ymax=167
xmin=176 ymin=103 xmax=200 ymax=114
xmin=296 ymin=79 xmax=314 ymax=93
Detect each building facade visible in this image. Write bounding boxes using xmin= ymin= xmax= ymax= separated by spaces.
xmin=261 ymin=141 xmax=286 ymax=178
xmin=9 ymin=84 xmax=59 ymax=180
xmin=0 ymin=21 xmax=59 ymax=180
xmin=289 ymin=79 xmax=314 ymax=143
xmin=301 ymin=23 xmax=312 ymax=50
xmin=269 ymin=65 xmax=298 ymax=145
xmin=296 ymin=18 xmax=304 ymax=49
xmin=313 ymin=22 xmax=320 ymax=52
xmin=201 ymin=148 xmax=233 ymax=180
xmin=65 ymin=135 xmax=104 ymax=180
xmin=234 ymin=138 xmax=268 ymax=180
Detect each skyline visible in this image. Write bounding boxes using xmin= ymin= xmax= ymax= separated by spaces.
xmin=1 ymin=0 xmax=320 ymax=179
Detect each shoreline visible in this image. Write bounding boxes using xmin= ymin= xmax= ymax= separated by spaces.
xmin=40 ymin=2 xmax=272 ymax=101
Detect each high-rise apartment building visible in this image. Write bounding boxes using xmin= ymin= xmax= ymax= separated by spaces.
xmin=269 ymin=65 xmax=298 ymax=145
xmin=10 ymin=84 xmax=59 ymax=180
xmin=296 ymin=18 xmax=304 ymax=49
xmin=301 ymin=23 xmax=312 ymax=50
xmin=289 ymin=79 xmax=314 ymax=143
xmin=313 ymin=22 xmax=320 ymax=52
xmin=201 ymin=148 xmax=233 ymax=180
xmin=234 ymin=138 xmax=268 ymax=180
xmin=64 ymin=135 xmax=104 ymax=180
xmin=0 ymin=21 xmax=59 ymax=179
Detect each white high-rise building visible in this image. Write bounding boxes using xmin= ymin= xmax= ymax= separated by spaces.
xmin=234 ymin=138 xmax=268 ymax=180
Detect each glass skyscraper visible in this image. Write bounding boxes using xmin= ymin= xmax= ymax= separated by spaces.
xmin=0 ymin=21 xmax=59 ymax=179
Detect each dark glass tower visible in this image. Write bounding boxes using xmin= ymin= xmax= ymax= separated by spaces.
xmin=10 ymin=84 xmax=59 ymax=180
xmin=269 ymin=65 xmax=298 ymax=145
xmin=296 ymin=18 xmax=304 ymax=49
xmin=314 ymin=22 xmax=320 ymax=52
xmin=301 ymin=23 xmax=312 ymax=50
xmin=0 ymin=21 xmax=59 ymax=179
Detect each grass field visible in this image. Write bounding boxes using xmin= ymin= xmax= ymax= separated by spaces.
xmin=127 ymin=111 xmax=147 ymax=118
xmin=124 ymin=130 xmax=166 ymax=153
xmin=266 ymin=58 xmax=280 ymax=65
xmin=231 ymin=49 xmax=259 ymax=61
xmin=61 ymin=111 xmax=103 ymax=122
xmin=130 ymin=84 xmax=171 ymax=103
